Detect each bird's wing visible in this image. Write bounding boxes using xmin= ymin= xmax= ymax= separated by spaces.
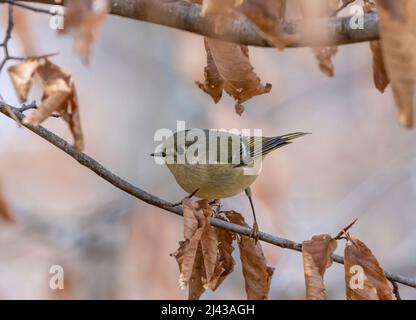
xmin=236 ymin=132 xmax=308 ymax=167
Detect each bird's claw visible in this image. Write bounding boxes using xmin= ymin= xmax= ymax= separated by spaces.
xmin=251 ymin=221 xmax=260 ymax=243
xmin=211 ymin=202 xmax=222 ymax=216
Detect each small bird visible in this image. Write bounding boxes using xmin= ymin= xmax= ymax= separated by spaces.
xmin=151 ymin=129 xmax=308 ymax=240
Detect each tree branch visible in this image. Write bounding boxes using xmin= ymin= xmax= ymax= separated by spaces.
xmin=14 ymin=0 xmax=379 ymax=47
xmin=0 ymin=101 xmax=414 ymax=290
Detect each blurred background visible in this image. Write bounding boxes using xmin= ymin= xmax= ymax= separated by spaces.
xmin=0 ymin=2 xmax=415 ymax=299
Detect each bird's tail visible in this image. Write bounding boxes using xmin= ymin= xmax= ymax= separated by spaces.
xmin=249 ymin=132 xmax=309 ymax=158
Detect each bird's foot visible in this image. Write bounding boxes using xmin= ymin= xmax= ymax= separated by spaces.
xmin=209 ymin=200 xmax=224 ymax=218
xmin=251 ymin=221 xmax=260 ymax=243
xmin=168 ymin=188 xmax=200 ymax=207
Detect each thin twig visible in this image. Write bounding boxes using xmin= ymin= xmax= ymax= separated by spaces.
xmin=8 ymin=52 xmax=59 ymax=61
xmin=0 ymin=3 xmax=14 ymax=72
xmin=19 ymin=101 xmax=61 ymax=117
xmin=334 ymin=218 xmax=358 ymax=240
xmin=0 ymin=102 xmax=414 ymax=290
xmin=0 ymin=1 xmax=59 ymax=74
xmin=1 ymin=0 xmax=57 ymax=15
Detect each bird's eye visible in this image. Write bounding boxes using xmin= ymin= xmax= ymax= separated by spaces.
xmin=176 ymin=146 xmax=185 ymax=155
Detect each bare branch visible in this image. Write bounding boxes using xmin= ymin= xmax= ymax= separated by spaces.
xmin=0 ymin=101 xmax=414 ymax=290
xmin=11 ymin=0 xmax=380 ymax=47
xmin=2 ymin=0 xmax=56 ymax=15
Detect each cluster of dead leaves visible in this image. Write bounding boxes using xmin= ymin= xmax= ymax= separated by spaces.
xmin=195 ymin=0 xmax=287 ymax=115
xmin=194 ymin=0 xmax=416 ymax=127
xmin=302 ymin=223 xmax=395 ymax=300
xmin=171 ymin=198 xmax=273 ymax=300
xmin=7 ymin=58 xmax=84 ymax=150
xmin=193 ymin=0 xmax=356 ymax=115
xmin=172 ymin=200 xmax=396 ymax=300
xmin=4 ymin=0 xmax=110 ymax=151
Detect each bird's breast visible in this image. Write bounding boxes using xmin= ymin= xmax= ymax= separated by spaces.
xmin=166 ymin=163 xmax=258 ymax=199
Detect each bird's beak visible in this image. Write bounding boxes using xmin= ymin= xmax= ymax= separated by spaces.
xmin=150 ymin=152 xmax=166 ymax=157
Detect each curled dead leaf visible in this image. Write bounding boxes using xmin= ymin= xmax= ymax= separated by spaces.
xmin=369 ymin=41 xmax=390 ymax=93
xmin=298 ymin=0 xmax=340 ymax=76
xmin=344 ymin=237 xmax=393 ymax=300
xmin=226 ymin=211 xmax=274 ymax=300
xmin=364 ymin=0 xmax=390 ymax=93
xmin=210 ymin=222 xmax=235 ymax=291
xmin=377 ymin=0 xmax=416 ymax=128
xmin=23 ymin=79 xmax=71 ymax=126
xmin=6 ymin=58 xmax=85 ymax=150
xmin=311 ymin=46 xmax=338 ymax=77
xmin=7 ymin=59 xmax=40 ymax=102
xmin=16 ymin=59 xmax=85 ymax=150
xmin=197 ymin=38 xmax=271 ymax=115
xmin=171 ymin=198 xmax=220 ymax=299
xmin=302 ymin=234 xmax=337 ymax=300
xmin=197 ymin=39 xmax=224 ymax=104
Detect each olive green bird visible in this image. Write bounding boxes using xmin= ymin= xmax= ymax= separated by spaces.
xmin=151 ymin=129 xmax=308 ymax=239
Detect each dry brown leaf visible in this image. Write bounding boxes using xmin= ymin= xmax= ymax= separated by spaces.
xmin=197 ymin=38 xmax=224 ymax=103
xmin=18 ymin=59 xmax=84 ymax=150
xmin=226 ymin=211 xmax=274 ymax=300
xmin=369 ymin=41 xmax=390 ymax=93
xmin=65 ymin=83 xmax=84 ymax=151
xmin=376 ymin=0 xmax=416 ymax=128
xmin=302 ymin=234 xmax=337 ymax=300
xmin=171 ymin=198 xmax=219 ymax=299
xmin=344 ymin=237 xmax=393 ymax=300
xmin=364 ymin=0 xmax=390 ymax=93
xmin=24 ymin=81 xmax=71 ymax=126
xmin=7 ymin=59 xmax=40 ymax=102
xmin=298 ymin=0 xmax=339 ymax=76
xmin=311 ymin=46 xmax=338 ymax=77
xmin=199 ymin=204 xmax=219 ymax=288
xmin=188 ymin=245 xmax=207 ymax=300
xmin=173 ymin=239 xmax=207 ymax=300
xmin=176 ymin=199 xmax=210 ymax=289
xmin=197 ymin=38 xmax=271 ymax=115
xmin=210 ymin=224 xmax=235 ymax=290
xmin=28 ymin=59 xmax=71 ymax=113
xmin=60 ymin=0 xmax=108 ymax=64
